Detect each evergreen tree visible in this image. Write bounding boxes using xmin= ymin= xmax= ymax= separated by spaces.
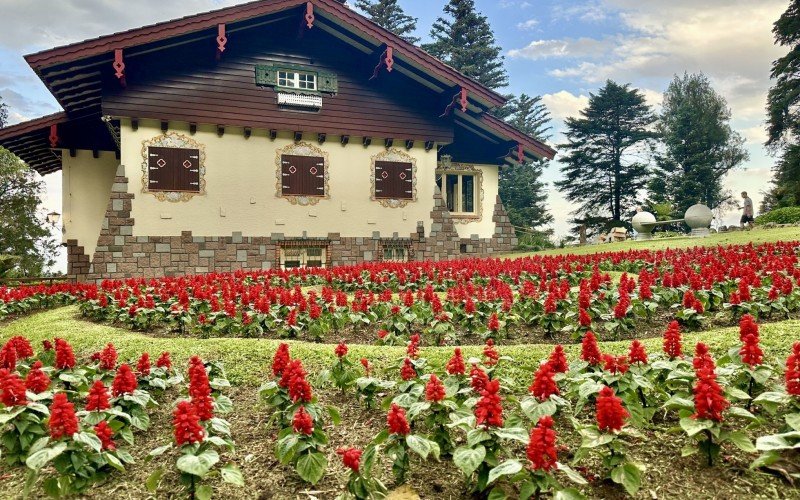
xmin=649 ymin=73 xmax=748 ymax=218
xmin=354 ymin=0 xmax=419 ymax=44
xmin=555 ymin=81 xmax=657 ymax=233
xmin=499 ymin=94 xmax=553 ymax=230
xmin=765 ymin=0 xmax=800 ymax=207
xmin=422 ymin=0 xmax=508 ymax=89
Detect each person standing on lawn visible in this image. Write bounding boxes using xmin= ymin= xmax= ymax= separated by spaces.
xmin=740 ymin=191 xmax=754 ymax=229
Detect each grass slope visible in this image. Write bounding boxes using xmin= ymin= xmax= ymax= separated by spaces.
xmin=507 ymin=226 xmax=800 ymax=257
xmin=2 ymin=306 xmax=798 ymax=386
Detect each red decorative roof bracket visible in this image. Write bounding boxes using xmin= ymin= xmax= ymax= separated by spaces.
xmin=385 ymin=46 xmax=394 ymax=72
xmin=216 ymin=24 xmax=227 ymax=59
xmin=439 ymin=88 xmax=466 ymax=118
xmin=112 ymin=49 xmax=126 ymax=87
xmin=517 ymin=144 xmax=524 ymax=163
xmin=460 ymin=88 xmax=468 ymax=112
xmin=305 ymin=2 xmax=315 ymax=29
xmin=49 ymin=124 xmax=59 ymax=148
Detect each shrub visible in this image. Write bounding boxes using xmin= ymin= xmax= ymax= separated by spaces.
xmin=755 ymin=206 xmax=800 ymax=225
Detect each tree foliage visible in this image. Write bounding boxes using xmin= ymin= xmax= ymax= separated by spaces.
xmin=354 ymin=0 xmax=419 ymax=44
xmin=649 ymin=73 xmax=748 ymax=217
xmin=555 ymin=81 xmax=658 ymax=233
xmin=765 ymin=1 xmax=800 ymax=208
xmin=498 ymin=94 xmax=553 ymax=231
xmin=422 ymin=0 xmax=508 ymax=90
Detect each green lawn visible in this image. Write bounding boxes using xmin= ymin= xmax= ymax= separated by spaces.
xmin=505 ymin=225 xmax=800 ymax=258
xmin=2 ymin=306 xmax=797 ymax=387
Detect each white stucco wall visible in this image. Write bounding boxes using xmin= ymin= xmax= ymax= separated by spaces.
xmin=119 ymin=119 xmax=500 ymax=240
xmin=60 ymin=150 xmax=118 ymax=258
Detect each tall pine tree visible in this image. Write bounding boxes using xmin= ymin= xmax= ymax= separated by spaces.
xmin=354 ymin=0 xmax=419 ymax=44
xmin=649 ymin=73 xmax=747 ymax=218
xmin=765 ymin=0 xmax=800 ymax=208
xmin=499 ymin=94 xmax=553 ymax=231
xmin=422 ymin=0 xmax=508 ymax=89
xmin=555 ymin=81 xmax=657 ymax=233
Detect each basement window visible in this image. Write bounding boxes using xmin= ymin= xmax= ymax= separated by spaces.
xmin=280 ymin=247 xmax=326 ymax=269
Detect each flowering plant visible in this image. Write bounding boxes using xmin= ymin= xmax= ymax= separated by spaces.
xmin=371 ymin=403 xmax=440 ymax=484
xmin=335 ymin=446 xmax=387 ymax=500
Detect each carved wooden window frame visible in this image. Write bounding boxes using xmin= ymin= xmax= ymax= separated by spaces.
xmin=370 ymin=148 xmax=417 ymax=208
xmin=435 ymin=163 xmax=484 ymax=224
xmin=141 ymin=132 xmax=207 ymax=202
xmin=275 ymin=142 xmax=330 ymax=206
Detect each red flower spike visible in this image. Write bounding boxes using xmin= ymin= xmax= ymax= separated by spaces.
xmin=475 ymin=378 xmax=503 ymax=428
xmin=99 ymin=343 xmax=118 ymax=370
xmin=94 ymin=421 xmax=116 ymax=451
xmin=548 ymin=345 xmax=569 ymax=373
xmin=0 ymin=372 xmax=27 ymax=406
xmin=602 ymin=354 xmax=629 ymax=375
xmin=173 ymin=400 xmax=205 ymax=445
xmin=111 ymin=364 xmax=138 ymax=397
xmin=693 ymin=342 xmax=716 ymax=372
xmin=407 ymin=334 xmax=420 ymax=359
xmin=596 ymin=386 xmax=629 ymax=432
xmin=336 ymin=447 xmax=362 ymax=473
xmin=446 ymin=347 xmax=466 ymax=376
xmin=156 ymin=351 xmax=172 ymax=370
xmin=25 ymin=361 xmax=50 ymax=394
xmin=487 ymin=312 xmax=500 ymax=333
xmin=360 ymin=358 xmax=371 ymax=376
xmin=334 ymin=341 xmax=348 ymax=358
xmin=137 ymin=352 xmax=151 ymax=376
xmin=9 ymin=336 xmax=34 ymax=359
xmin=425 ymin=374 xmax=446 ymax=402
xmin=54 ymin=338 xmax=76 ymax=370
xmin=400 ymin=358 xmax=417 ymax=381
xmin=581 ymin=332 xmax=602 ymax=365
xmin=740 ymin=333 xmax=763 ymax=368
xmin=663 ymin=320 xmax=683 ymax=359
xmin=628 ymin=339 xmax=648 ymax=365
xmin=529 ymin=361 xmax=559 ymax=401
xmin=0 ymin=342 xmax=16 ymax=371
xmin=527 ymin=415 xmax=558 ymax=472
xmin=49 ymin=393 xmax=79 ymax=440
xmin=739 ymin=314 xmax=759 ymax=342
xmin=785 ymin=343 xmax=800 ymax=396
xmin=272 ymin=343 xmax=290 ymax=377
xmin=292 ymin=406 xmax=314 ymax=435
xmin=387 ymin=403 xmax=410 ymax=435
xmin=692 ymin=368 xmax=729 ymax=422
xmin=86 ymin=380 xmax=111 ymax=411
xmin=470 ymin=363 xmax=489 ymax=393
xmin=483 ymin=339 xmax=499 ymax=366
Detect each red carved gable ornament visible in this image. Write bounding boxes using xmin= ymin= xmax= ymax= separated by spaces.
xmin=305 ymin=2 xmax=315 ymax=29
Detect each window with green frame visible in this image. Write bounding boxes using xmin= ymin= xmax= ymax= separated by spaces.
xmin=255 ymin=64 xmax=338 ymax=94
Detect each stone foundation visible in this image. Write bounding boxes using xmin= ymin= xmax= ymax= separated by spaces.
xmin=67 ymin=166 xmax=518 ymax=281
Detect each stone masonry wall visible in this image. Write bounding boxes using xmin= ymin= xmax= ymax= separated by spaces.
xmin=67 ymin=166 xmax=518 ymax=281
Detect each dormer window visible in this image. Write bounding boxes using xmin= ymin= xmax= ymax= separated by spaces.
xmin=277 ymin=70 xmax=317 ymax=91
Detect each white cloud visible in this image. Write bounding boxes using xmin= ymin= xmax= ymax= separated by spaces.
xmin=551 ymin=1 xmax=610 ymax=23
xmin=541 ymin=90 xmax=590 ymax=120
xmin=509 ymin=37 xmax=617 ymax=60
xmin=516 ymin=19 xmax=539 ymax=30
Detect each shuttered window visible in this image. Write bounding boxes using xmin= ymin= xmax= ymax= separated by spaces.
xmin=148 ymin=147 xmax=200 ymax=192
xmin=281 ymin=155 xmax=325 ymax=197
xmin=375 ymin=161 xmax=413 ymax=200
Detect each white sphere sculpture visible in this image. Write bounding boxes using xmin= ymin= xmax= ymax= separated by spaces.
xmin=632 ymin=211 xmax=657 ymax=234
xmin=684 ymin=204 xmax=713 ymax=229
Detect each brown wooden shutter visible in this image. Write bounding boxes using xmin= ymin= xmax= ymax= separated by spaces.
xmin=281 ymin=155 xmax=324 ymax=196
xmin=375 ymin=161 xmax=412 ymax=200
xmin=148 ymin=147 xmax=200 ymax=192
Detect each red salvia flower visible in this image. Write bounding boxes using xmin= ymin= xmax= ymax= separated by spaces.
xmin=280 ymin=359 xmax=313 ymax=403
xmin=487 ymin=312 xmax=500 ymax=333
xmin=188 ymin=356 xmax=214 ymax=421
xmin=628 ymin=340 xmax=648 ymax=365
xmin=446 ymin=347 xmax=466 ymax=376
xmin=25 ymin=361 xmax=50 ymax=394
xmin=596 ymin=386 xmax=629 ymax=432
xmin=292 ymin=406 xmax=314 ymax=435
xmin=526 ymin=415 xmax=557 ymax=472
xmin=336 ymin=447 xmax=362 ymax=473
xmin=136 ymin=352 xmax=151 ymax=376
xmin=42 ymin=340 xmax=53 ymax=351
xmin=739 ymin=314 xmax=759 ymax=342
xmin=740 ymin=334 xmax=763 ymax=368
xmin=475 ymin=378 xmax=503 ymax=428
xmin=581 ymin=332 xmax=602 ymax=366
xmin=99 ymin=343 xmax=118 ymax=370
xmin=86 ymin=380 xmax=111 ymax=411
xmin=692 ymin=368 xmax=729 ymax=422
xmin=529 ymin=362 xmax=559 ymax=401
xmin=334 ymin=342 xmax=348 ymax=358
xmin=94 ymin=421 xmax=116 ymax=451
xmin=9 ymin=336 xmax=33 ymax=359
xmin=470 ymin=363 xmax=489 ymax=393
xmin=360 ymin=358 xmax=371 ymax=376
xmin=425 ymin=374 xmax=446 ymax=402
xmin=693 ymin=343 xmax=716 ymax=372
xmin=407 ymin=334 xmax=421 ymax=359
xmin=111 ymin=364 xmax=138 ymax=397
xmin=387 ymin=403 xmax=410 ymax=435
xmin=578 ymin=308 xmax=592 ymax=328
xmin=614 ymin=292 xmax=630 ymax=319
xmin=400 ymin=358 xmax=417 ymax=381
xmin=785 ymin=342 xmax=800 ymax=396
xmin=54 ymin=338 xmax=76 ymax=370
xmin=0 ymin=342 xmax=16 ymax=371
xmin=663 ymin=320 xmax=683 ymax=359
xmin=0 ymin=372 xmax=27 ymax=406
xmin=548 ymin=345 xmax=569 ymax=373
xmin=272 ymin=343 xmax=291 ymax=377
xmin=602 ymin=354 xmax=629 ymax=375
xmin=49 ymin=393 xmax=79 ymax=440
xmin=156 ymin=351 xmax=172 ymax=370
xmin=483 ymin=339 xmax=499 ymax=366
xmin=173 ymin=400 xmax=205 ymax=445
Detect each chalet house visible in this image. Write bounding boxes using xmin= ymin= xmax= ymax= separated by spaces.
xmin=0 ymin=0 xmax=554 ymax=281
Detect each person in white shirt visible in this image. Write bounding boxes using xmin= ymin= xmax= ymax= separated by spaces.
xmin=740 ymin=191 xmax=754 ymax=229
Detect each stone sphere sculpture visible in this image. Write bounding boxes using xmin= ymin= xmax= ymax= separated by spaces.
xmin=631 ymin=211 xmax=656 ymax=233
xmin=684 ymin=204 xmax=713 ymax=229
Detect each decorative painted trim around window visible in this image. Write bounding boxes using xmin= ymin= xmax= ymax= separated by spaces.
xmin=370 ymin=148 xmax=417 ymax=208
xmin=275 ymin=141 xmax=330 ymax=206
xmin=140 ymin=132 xmax=206 ymax=202
xmin=435 ymin=163 xmax=484 ymax=224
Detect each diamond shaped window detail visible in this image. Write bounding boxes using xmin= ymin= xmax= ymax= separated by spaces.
xmin=289 ymin=165 xmax=297 ymax=174
xmin=156 ymin=158 xmax=167 ymax=168
xmin=381 ymin=171 xmax=389 ymax=179
xmin=183 ymin=160 xmax=193 ymax=168
xmin=310 ymin=166 xmax=318 ymax=175
xmin=399 ymin=172 xmax=407 ymax=180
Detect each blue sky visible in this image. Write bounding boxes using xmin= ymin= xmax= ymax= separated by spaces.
xmin=0 ymin=0 xmax=788 ymax=270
